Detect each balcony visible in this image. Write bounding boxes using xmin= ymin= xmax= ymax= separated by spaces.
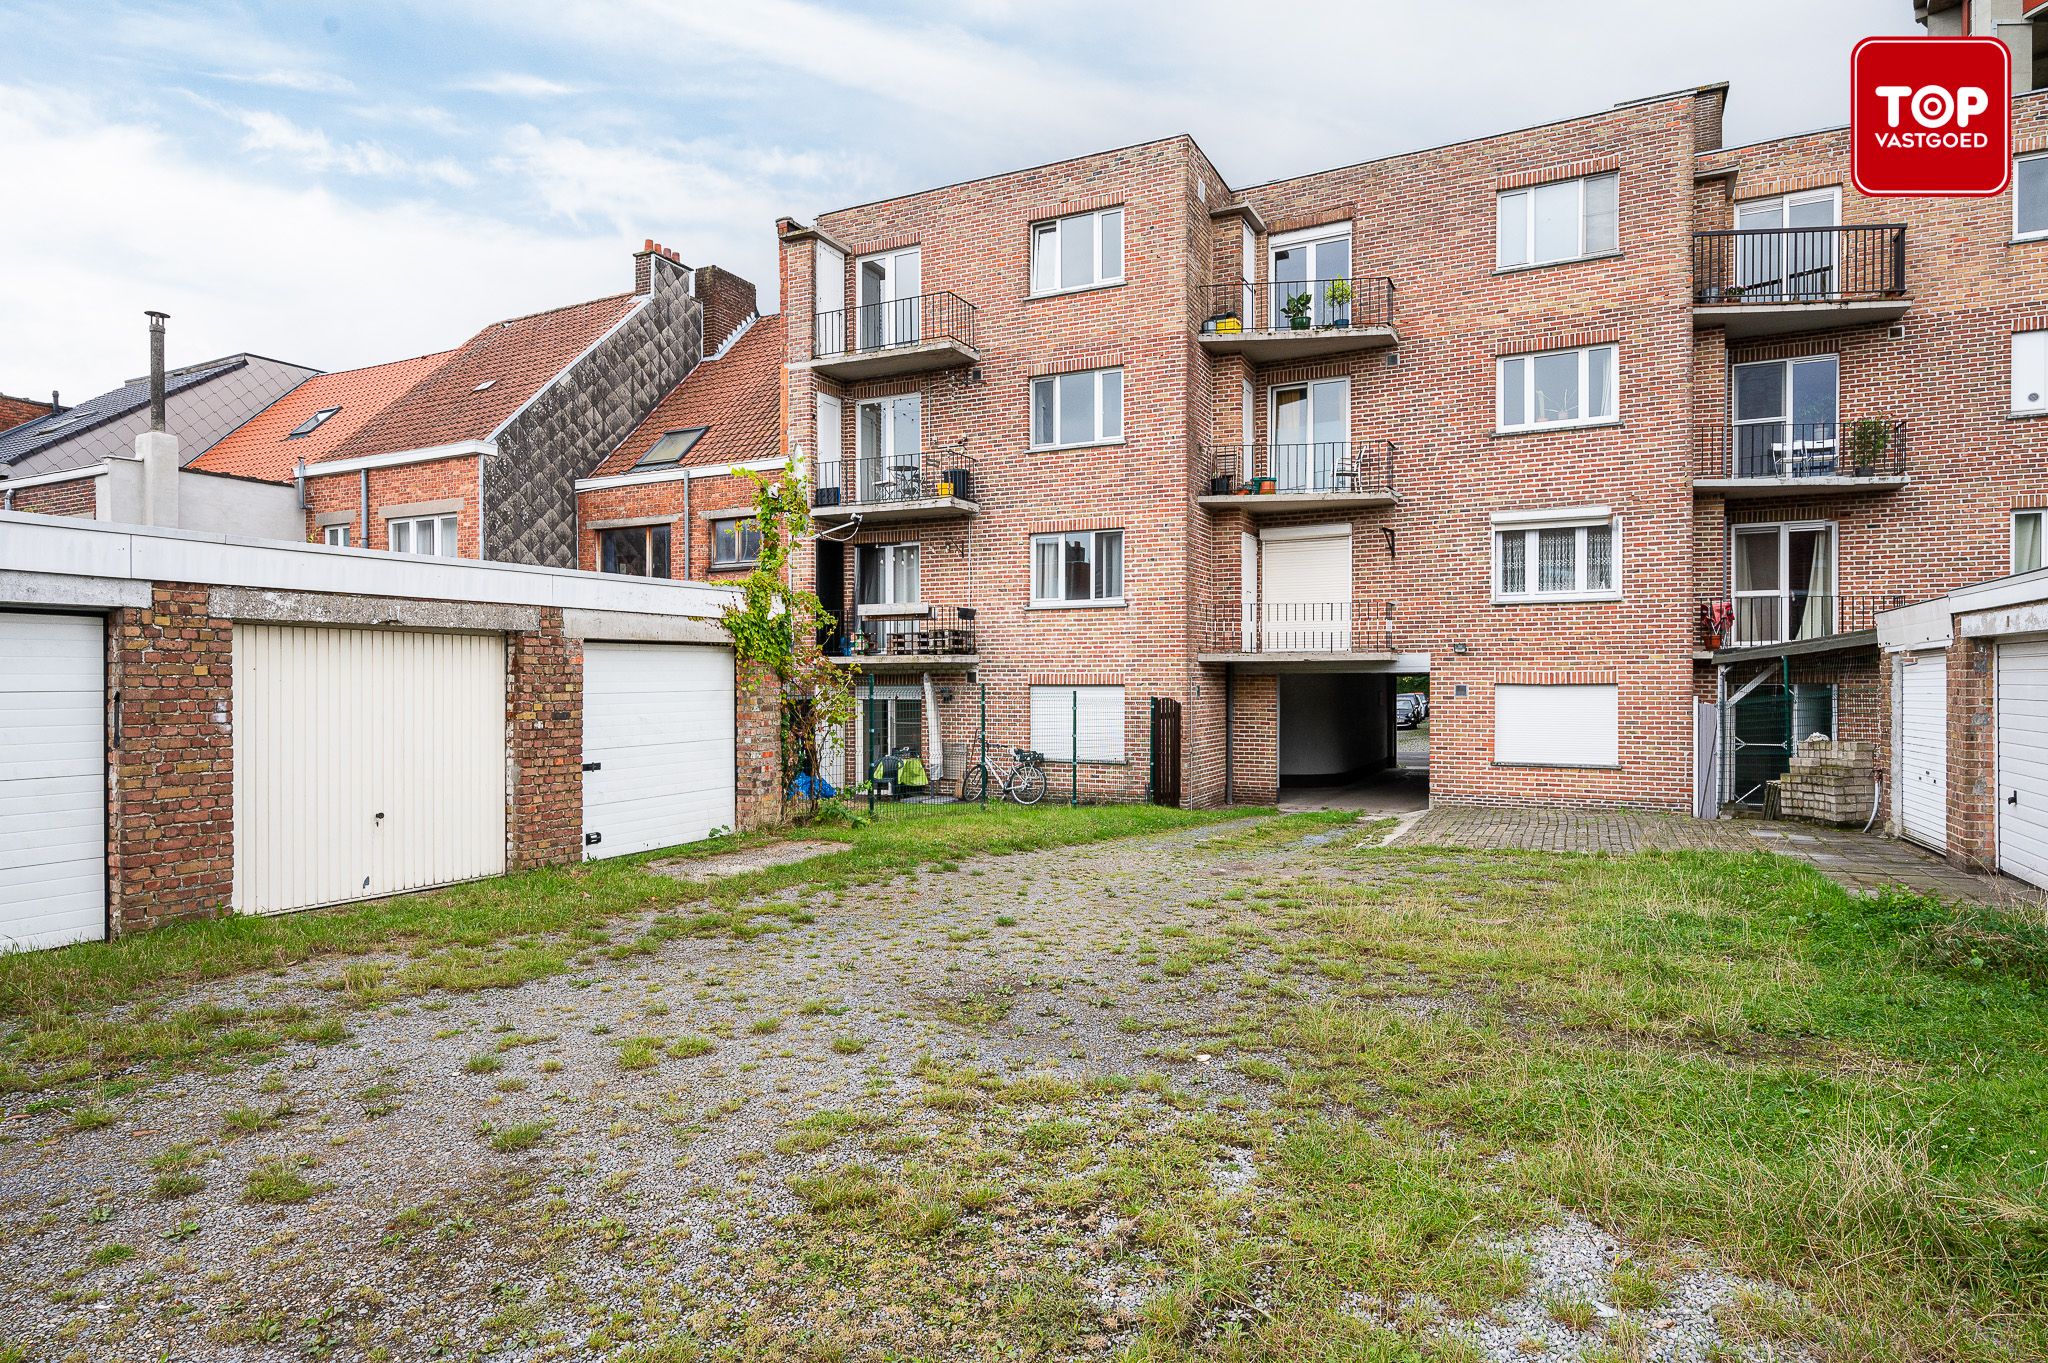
xmin=1197 ymin=278 xmax=1397 ymax=361
xmin=1691 ymin=226 xmax=1908 ymax=337
xmin=825 ymin=604 xmax=978 ymax=671
xmin=1197 ymin=600 xmax=1399 ymax=668
xmin=1698 ymin=593 xmax=1906 ymax=661
xmin=1197 ymin=441 xmax=1398 ymax=515
xmin=800 ymin=291 xmax=979 ymax=381
xmin=812 ymin=451 xmax=977 ymax=524
xmin=1693 ymin=421 xmax=1908 ymax=500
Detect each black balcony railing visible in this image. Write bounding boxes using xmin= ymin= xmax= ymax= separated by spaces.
xmin=1201 ymin=277 xmax=1395 ymax=334
xmin=812 ymin=291 xmax=977 ymax=360
xmin=835 ymin=605 xmax=978 ymax=658
xmin=1701 ymin=593 xmax=1907 ymax=650
xmin=1691 ymin=225 xmax=1906 ymax=305
xmin=1707 ymin=420 xmax=1906 ymax=480
xmin=1205 ymin=440 xmax=1395 ymax=497
xmin=1203 ymin=600 xmax=1393 ymax=655
xmin=812 ymin=450 xmax=973 ymax=510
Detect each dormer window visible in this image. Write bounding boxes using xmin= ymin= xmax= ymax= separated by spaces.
xmin=286 ymin=407 xmax=341 ymax=438
xmin=635 ymin=427 xmax=708 ymax=468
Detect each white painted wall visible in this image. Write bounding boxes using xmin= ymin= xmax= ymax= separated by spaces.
xmin=176 ymin=471 xmax=305 ymax=543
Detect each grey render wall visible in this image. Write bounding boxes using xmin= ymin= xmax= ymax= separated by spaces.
xmin=176 ymin=469 xmax=305 ymax=542
xmin=484 ymin=259 xmax=704 ymax=567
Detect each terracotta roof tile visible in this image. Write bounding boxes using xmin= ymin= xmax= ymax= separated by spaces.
xmin=188 ymin=351 xmax=454 ymax=482
xmin=319 ymin=292 xmax=642 ymax=463
xmin=589 ymin=314 xmax=785 ymax=479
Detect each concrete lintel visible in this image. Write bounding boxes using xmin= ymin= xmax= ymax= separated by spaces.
xmin=1959 ymin=602 xmax=2048 ymax=640
xmin=562 ymin=608 xmax=729 ymax=645
xmin=0 ymin=568 xmax=151 ymax=610
xmin=380 ymin=498 xmax=464 ymax=520
xmin=210 ymin=586 xmax=541 ymax=633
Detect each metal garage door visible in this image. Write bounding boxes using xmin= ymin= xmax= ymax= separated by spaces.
xmin=582 ymin=642 xmax=736 ymax=859
xmin=1898 ymin=650 xmax=1948 ymax=852
xmin=1997 ymin=639 xmax=2048 ymax=888
xmin=0 ymin=612 xmax=105 ymax=950
xmin=233 ymin=625 xmax=507 ymax=914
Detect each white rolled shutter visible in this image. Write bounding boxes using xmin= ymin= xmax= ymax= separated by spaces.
xmin=1494 ymin=684 xmax=1619 ymax=767
xmin=1031 ymin=685 xmax=1125 ymax=762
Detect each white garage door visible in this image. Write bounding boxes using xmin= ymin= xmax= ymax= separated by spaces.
xmin=582 ymin=642 xmax=736 ymax=859
xmin=1260 ymin=526 xmax=1351 ymax=651
xmin=1898 ymin=650 xmax=1948 ymax=852
xmin=0 ymin=612 xmax=106 ymax=950
xmin=1997 ymin=639 xmax=2048 ymax=888
xmin=234 ymin=625 xmax=507 ymax=914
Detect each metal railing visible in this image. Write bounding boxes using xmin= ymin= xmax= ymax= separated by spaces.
xmin=1205 ymin=440 xmax=1395 ymax=497
xmin=1201 ymin=277 xmax=1395 ymax=334
xmin=1203 ymin=600 xmax=1393 ymax=655
xmin=1701 ymin=592 xmax=1907 ymax=650
xmin=1706 ymin=420 xmax=1907 ymax=480
xmin=812 ymin=450 xmax=974 ymax=509
xmin=837 ymin=604 xmax=978 ymax=658
xmin=1691 ymin=225 xmax=1906 ymax=304
xmin=812 ymin=290 xmax=977 ymax=359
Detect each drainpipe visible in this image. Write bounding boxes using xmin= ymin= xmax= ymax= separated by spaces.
xmin=682 ymin=469 xmax=692 ymax=577
xmin=359 ymin=469 xmax=369 ymax=548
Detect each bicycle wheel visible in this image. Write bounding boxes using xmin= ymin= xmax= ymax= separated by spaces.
xmin=1008 ymin=764 xmax=1047 ymax=806
xmin=961 ymin=763 xmax=990 ymax=802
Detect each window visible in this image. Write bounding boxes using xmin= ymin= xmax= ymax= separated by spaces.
xmin=1269 ymin=378 xmax=1349 ymax=491
xmin=1030 ymin=685 xmax=1125 ymax=763
xmin=856 ymin=247 xmax=921 ymax=350
xmin=856 ymin=394 xmax=922 ymax=501
xmin=321 ymin=524 xmax=350 ymax=547
xmin=853 ymin=542 xmax=919 ymax=652
xmin=1494 ymin=684 xmax=1619 ymax=767
xmin=711 ymin=516 xmax=760 ymax=568
xmin=288 ymin=407 xmax=341 ymax=439
xmin=2018 ymin=153 xmax=2048 ymax=239
xmin=1031 ymin=207 xmax=1124 ymax=294
xmin=1732 ymin=188 xmax=1839 ymax=299
xmin=599 ymin=524 xmax=670 ymax=577
xmin=1030 ymin=368 xmax=1123 ymax=448
xmin=636 ymin=427 xmax=707 ymax=468
xmin=861 ymin=689 xmax=924 ymax=775
xmin=472 ymin=379 xmax=496 ymax=392
xmin=1731 ymin=522 xmax=1835 ymax=646
xmin=1497 ymin=345 xmax=1617 ymax=430
xmin=2014 ymin=330 xmax=2048 ymax=413
xmin=1269 ymin=223 xmax=1352 ymax=328
xmin=1792 ymin=683 xmax=1836 ymax=742
xmin=1493 ymin=513 xmax=1619 ymax=602
xmin=1031 ymin=529 xmax=1124 ymax=605
xmin=389 ymin=513 xmax=459 ymax=557
xmin=1731 ymin=355 xmax=1839 ymax=476
xmin=2016 ymin=510 xmax=2045 ymax=573
xmin=1496 ymin=172 xmax=1618 ymax=269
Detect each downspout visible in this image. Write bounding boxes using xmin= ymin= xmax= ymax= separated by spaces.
xmin=682 ymin=470 xmax=692 ymax=578
xmin=359 ymin=469 xmax=369 ymax=548
xmin=476 ymin=457 xmax=487 ymax=559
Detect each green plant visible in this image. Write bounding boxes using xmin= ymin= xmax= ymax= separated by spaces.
xmin=1847 ymin=418 xmax=1894 ymax=474
xmin=1323 ymin=278 xmax=1353 ymax=310
xmin=1280 ymin=291 xmax=1315 ymax=327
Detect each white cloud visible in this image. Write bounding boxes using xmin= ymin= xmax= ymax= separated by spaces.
xmin=453 ymin=72 xmax=579 ymax=98
xmin=111 ymin=7 xmax=355 ymax=95
xmin=0 ymin=84 xmax=622 ymax=398
xmin=218 ymin=105 xmax=478 ymax=186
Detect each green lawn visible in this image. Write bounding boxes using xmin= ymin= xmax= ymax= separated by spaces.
xmin=0 ymin=801 xmax=1239 ymax=1094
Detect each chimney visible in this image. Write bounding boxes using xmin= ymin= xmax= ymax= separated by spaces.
xmin=146 ymin=310 xmax=169 ymax=431
xmin=692 ymin=265 xmax=759 ymax=356
xmin=633 ymin=238 xmax=689 ymax=296
xmin=125 ymin=309 xmax=180 ymax=528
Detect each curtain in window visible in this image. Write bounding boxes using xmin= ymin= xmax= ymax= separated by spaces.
xmin=1500 ymin=533 xmax=1526 ymax=594
xmin=1585 ymin=525 xmax=1613 ymax=591
xmin=1537 ymin=528 xmax=1576 ymax=592
xmin=2019 ymin=513 xmax=2044 ymax=573
xmin=1796 ymin=530 xmax=1833 ymax=640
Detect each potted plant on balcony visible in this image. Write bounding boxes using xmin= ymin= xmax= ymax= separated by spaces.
xmin=1323 ymin=278 xmax=1353 ymax=328
xmin=1281 ymin=291 xmax=1314 ymax=330
xmin=1700 ymin=600 xmax=1735 ymax=651
xmin=1253 ymin=475 xmax=1277 ymax=494
xmin=1846 ymin=419 xmax=1893 ymax=476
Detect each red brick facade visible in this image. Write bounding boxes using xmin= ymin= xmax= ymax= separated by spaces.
xmin=507 ymin=610 xmax=583 ymax=870
xmin=0 ymin=394 xmax=56 ymax=433
xmin=302 ymin=454 xmax=484 ymax=555
xmin=4 ymin=475 xmax=97 ymax=518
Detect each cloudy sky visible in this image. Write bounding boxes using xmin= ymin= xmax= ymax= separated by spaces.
xmin=1 ymin=0 xmax=1918 ymax=401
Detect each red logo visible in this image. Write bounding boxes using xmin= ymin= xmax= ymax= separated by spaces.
xmin=1852 ymin=36 xmax=2011 ymax=197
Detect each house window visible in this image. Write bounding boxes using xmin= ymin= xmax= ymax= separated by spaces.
xmin=288 ymin=407 xmax=341 ymax=439
xmin=1495 ymin=172 xmax=1618 ymax=269
xmin=1031 ymin=207 xmax=1124 ymax=294
xmin=856 ymin=247 xmax=921 ymax=350
xmin=1030 ymin=685 xmax=1125 ymax=763
xmin=711 ymin=516 xmax=760 ymax=568
xmin=1731 ymin=355 xmax=1839 ymax=477
xmin=862 ymin=688 xmax=924 ymax=775
xmin=1732 ymin=188 xmax=1839 ymax=299
xmin=2013 ymin=330 xmax=2048 ymax=413
xmin=853 ymin=541 xmax=919 ymax=652
xmin=1494 ymin=684 xmax=1619 ymax=767
xmin=389 ymin=513 xmax=459 ymax=557
xmin=2016 ymin=510 xmax=2045 ymax=573
xmin=1030 ymin=368 xmax=1123 ymax=449
xmin=2018 ymin=153 xmax=2048 ymax=239
xmin=1493 ymin=514 xmax=1619 ymax=602
xmin=636 ymin=427 xmax=707 ymax=468
xmin=599 ymin=524 xmax=671 ymax=577
xmin=856 ymin=394 xmax=922 ymax=501
xmin=1731 ymin=522 xmax=1835 ymax=646
xmin=1031 ymin=530 xmax=1124 ymax=605
xmin=1497 ymin=345 xmax=1617 ymax=431
xmin=1269 ymin=378 xmax=1349 ymax=491
xmin=1268 ymin=223 xmax=1353 ymax=328
xmin=321 ymin=524 xmax=350 ymax=547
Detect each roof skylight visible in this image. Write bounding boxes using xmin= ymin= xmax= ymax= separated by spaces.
xmin=635 ymin=427 xmax=708 ymax=468
xmin=285 ymin=407 xmax=341 ymax=439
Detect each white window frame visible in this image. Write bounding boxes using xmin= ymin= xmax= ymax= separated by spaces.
xmin=2015 ymin=509 xmax=2046 ymax=573
xmin=1030 ymin=684 xmax=1126 ymax=764
xmin=1030 ymin=368 xmax=1124 ymax=450
xmin=1030 ymin=529 xmax=1125 ymax=607
xmin=2013 ymin=329 xmax=2048 ymax=414
xmin=1491 ymin=507 xmax=1621 ymax=604
xmin=1267 ymin=377 xmax=1351 ymax=492
xmin=1030 ymin=207 xmax=1125 ymax=296
xmin=388 ymin=513 xmax=459 ymax=557
xmin=855 ymin=246 xmax=922 ymax=350
xmin=1496 ymin=172 xmax=1619 ymax=270
xmin=1266 ymin=222 xmax=1353 ymax=329
xmin=321 ymin=524 xmax=350 ymax=548
xmin=2018 ymin=153 xmax=2048 ymax=241
xmin=1729 ymin=519 xmax=1837 ymax=646
xmin=711 ymin=516 xmax=760 ymax=569
xmin=1496 ymin=344 xmax=1618 ymax=432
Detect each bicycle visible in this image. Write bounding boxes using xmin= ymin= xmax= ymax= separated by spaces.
xmin=960 ymin=740 xmax=1047 ymax=805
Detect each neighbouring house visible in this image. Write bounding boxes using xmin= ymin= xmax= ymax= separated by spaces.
xmin=575 ymin=310 xmax=783 ymax=583
xmin=0 ymin=391 xmax=58 ymax=434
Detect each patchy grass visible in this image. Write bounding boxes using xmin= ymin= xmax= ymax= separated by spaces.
xmin=243 ymin=1158 xmax=327 ymax=1205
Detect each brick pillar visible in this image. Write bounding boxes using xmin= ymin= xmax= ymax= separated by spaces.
xmin=1231 ymin=674 xmax=1280 ymax=805
xmin=1948 ymin=636 xmax=1996 ymax=871
xmin=109 ymin=585 xmax=234 ymax=933
xmin=506 ymin=610 xmax=583 ymax=869
xmin=735 ymin=660 xmax=784 ymax=831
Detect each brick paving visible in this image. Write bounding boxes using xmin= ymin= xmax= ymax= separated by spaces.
xmin=1402 ymin=805 xmax=2045 ymax=909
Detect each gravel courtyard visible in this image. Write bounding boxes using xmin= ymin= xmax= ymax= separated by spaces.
xmin=2 ymin=810 xmax=2038 ymax=1362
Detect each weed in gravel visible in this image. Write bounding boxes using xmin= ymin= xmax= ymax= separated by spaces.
xmin=151 ymin=1171 xmax=206 ymax=1199
xmin=220 ymin=1101 xmax=291 ymax=1136
xmin=829 ymin=1036 xmax=867 ymax=1056
xmin=667 ymin=1036 xmax=714 ymax=1059
xmin=86 ymin=1243 xmax=134 ymax=1267
xmin=243 ymin=1158 xmax=328 ymax=1205
xmin=482 ymin=1121 xmax=551 ymax=1153
xmin=464 ymin=1052 xmax=503 ymax=1075
xmin=616 ymin=1036 xmax=663 ymax=1071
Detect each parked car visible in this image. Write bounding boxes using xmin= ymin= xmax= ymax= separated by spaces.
xmin=1396 ymin=693 xmax=1425 ymax=729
